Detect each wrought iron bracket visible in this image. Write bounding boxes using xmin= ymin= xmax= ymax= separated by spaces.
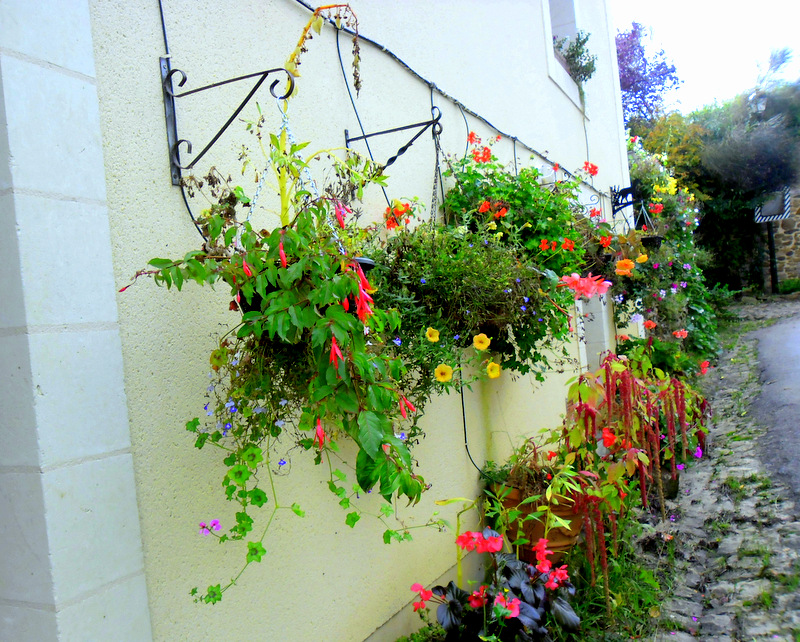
xmin=610 ymin=185 xmax=634 ymax=219
xmin=344 ymin=106 xmax=442 ymax=168
xmin=160 ymin=57 xmax=294 ymax=185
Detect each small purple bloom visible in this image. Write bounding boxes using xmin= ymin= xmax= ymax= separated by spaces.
xmin=538 ymin=318 xmax=544 ymax=322
xmin=393 ymin=337 xmax=402 ymax=347
xmin=521 ymin=305 xmax=527 ymax=311
xmin=274 ymin=420 xmax=285 ymax=428
xmin=209 ymin=519 xmax=221 ymax=531
xmin=204 ymin=403 xmax=213 ymax=417
xmin=694 ymin=447 xmax=703 ymax=459
xmin=683 ymin=263 xmax=691 ymax=270
xmin=420 ymin=278 xmax=426 ymax=284
xmin=279 ymin=399 xmax=288 ymax=406
xmin=453 ymin=334 xmax=460 ymax=341
xmin=199 ymin=522 xmax=210 ymax=536
xmin=630 ymin=313 xmax=644 ymax=324
xmin=653 ymin=263 xmax=660 ymax=269
xmin=677 ymin=464 xmax=685 ymax=470
xmin=278 ymin=458 xmax=286 ymax=466
xmin=680 ymin=281 xmax=688 ymax=288
xmin=516 ymin=278 xmax=521 ymax=283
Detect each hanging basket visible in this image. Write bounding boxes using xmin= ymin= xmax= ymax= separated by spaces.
xmin=641 ymin=235 xmax=664 ymax=250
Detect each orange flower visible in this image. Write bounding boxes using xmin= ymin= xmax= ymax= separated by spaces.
xmin=494 ymin=207 xmax=507 ymax=219
xmin=478 ymin=200 xmax=491 ymax=213
xmin=644 ymin=320 xmax=657 ymax=330
xmin=599 ymin=235 xmax=613 ymax=248
xmin=615 ymin=259 xmax=635 ymax=276
xmin=561 ymin=238 xmax=575 ymax=251
xmin=673 ymin=329 xmax=688 ymax=339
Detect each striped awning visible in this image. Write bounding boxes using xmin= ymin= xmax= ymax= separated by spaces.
xmin=755 ymin=187 xmax=792 ymax=223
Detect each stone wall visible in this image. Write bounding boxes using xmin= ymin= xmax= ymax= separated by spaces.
xmin=768 ymin=189 xmax=800 ymax=284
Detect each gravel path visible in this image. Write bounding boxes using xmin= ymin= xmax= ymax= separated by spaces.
xmin=648 ymin=296 xmax=800 ymax=642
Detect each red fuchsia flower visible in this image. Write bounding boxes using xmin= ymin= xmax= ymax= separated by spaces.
xmin=242 ymin=259 xmax=253 ymax=277
xmin=279 ymin=234 xmax=287 ymax=268
xmin=562 ymin=238 xmax=575 ymax=251
xmin=350 ymin=261 xmax=375 ymax=323
xmin=643 ymin=319 xmax=657 ymax=330
xmin=334 ymin=201 xmax=350 ymax=229
xmin=494 ymin=594 xmax=521 ymax=618
xmin=700 ymin=360 xmax=710 ymax=375
xmin=673 ymin=329 xmax=688 ymax=339
xmin=583 ymin=161 xmax=599 ymax=176
xmin=329 ymin=336 xmax=344 ymax=368
xmin=589 ymin=207 xmax=602 ymax=218
xmin=494 ymin=207 xmax=507 ymax=219
xmin=648 ymin=203 xmax=664 ymax=215
xmin=467 ymin=131 xmax=480 ymax=144
xmin=468 ymin=585 xmax=488 ymax=608
xmin=599 ymin=235 xmax=613 ymax=248
xmin=314 ymin=418 xmax=326 ymax=449
xmin=547 ymin=450 xmax=557 ymax=460
xmin=478 ymin=200 xmax=491 ymax=213
xmin=539 ymin=238 xmax=550 ymax=251
xmin=602 ymin=427 xmax=617 ymax=448
xmin=398 ymin=395 xmax=416 ymax=419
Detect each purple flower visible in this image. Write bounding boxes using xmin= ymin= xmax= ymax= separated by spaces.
xmin=653 ymin=263 xmax=660 ymax=269
xmin=516 ymin=278 xmax=521 ymax=283
xmin=523 ymin=296 xmax=530 ymax=303
xmin=694 ymin=447 xmax=703 ymax=458
xmin=630 ymin=313 xmax=644 ymax=324
xmin=453 ymin=334 xmax=460 ymax=341
xmin=204 ymin=403 xmax=213 ymax=417
xmin=393 ymin=337 xmax=402 ymax=347
xmin=274 ymin=420 xmax=285 ymax=428
xmin=278 ymin=458 xmax=286 ymax=466
xmin=209 ymin=519 xmax=221 ymax=531
xmin=521 ymin=305 xmax=527 ymax=311
xmin=680 ymin=281 xmax=688 ymax=288
xmin=683 ymin=263 xmax=691 ymax=270
xmin=420 ymin=278 xmax=426 ymax=284
xmin=677 ymin=464 xmax=685 ymax=470
xmin=279 ymin=399 xmax=288 ymax=406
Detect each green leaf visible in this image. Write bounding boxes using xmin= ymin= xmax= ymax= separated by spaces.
xmin=246 ymin=541 xmax=266 ymax=563
xmin=148 ymin=258 xmax=175 ymax=269
xmin=204 ymin=584 xmax=222 ymax=604
xmin=357 ymin=411 xmax=384 ymax=460
xmin=290 ymin=502 xmax=305 ymax=517
xmin=345 ymin=511 xmax=361 ymax=528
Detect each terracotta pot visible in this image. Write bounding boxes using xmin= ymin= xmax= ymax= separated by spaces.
xmin=494 ymin=485 xmax=584 ymax=565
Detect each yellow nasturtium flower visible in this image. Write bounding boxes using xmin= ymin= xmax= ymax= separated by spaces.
xmin=473 ymin=333 xmax=491 ymax=351
xmin=435 ymin=364 xmax=453 ymax=383
xmin=486 ymin=362 xmax=501 ymax=379
xmin=636 ymin=254 xmax=648 ymax=263
xmin=425 ymin=327 xmax=440 ymax=343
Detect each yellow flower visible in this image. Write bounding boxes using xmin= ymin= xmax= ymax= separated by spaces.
xmin=487 ymin=221 xmax=497 ymax=230
xmin=425 ymin=327 xmax=440 ymax=343
xmin=487 ymin=362 xmax=501 ymax=379
xmin=435 ymin=364 xmax=453 ymax=383
xmin=636 ymin=254 xmax=648 ymax=263
xmin=473 ymin=333 xmax=491 ymax=351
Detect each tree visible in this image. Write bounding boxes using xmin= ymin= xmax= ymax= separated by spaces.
xmin=615 ymin=22 xmax=681 ymax=125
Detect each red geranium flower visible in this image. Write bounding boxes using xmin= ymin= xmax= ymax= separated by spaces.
xmin=583 ymin=161 xmax=599 ymax=176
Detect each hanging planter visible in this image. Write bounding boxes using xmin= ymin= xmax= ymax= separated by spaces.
xmin=641 ymin=235 xmax=664 ymax=250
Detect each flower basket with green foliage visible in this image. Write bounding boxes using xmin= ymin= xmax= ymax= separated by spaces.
xmin=126 ymin=116 xmax=449 ymax=602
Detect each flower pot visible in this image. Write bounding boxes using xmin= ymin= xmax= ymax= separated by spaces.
xmin=641 ymin=235 xmax=664 ymax=250
xmin=495 ymin=485 xmax=584 ymax=565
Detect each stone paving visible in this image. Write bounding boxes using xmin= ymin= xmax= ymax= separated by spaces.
xmin=649 ymin=296 xmax=800 ymax=642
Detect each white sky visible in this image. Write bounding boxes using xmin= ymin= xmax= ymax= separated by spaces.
xmin=609 ymin=0 xmax=800 ymax=114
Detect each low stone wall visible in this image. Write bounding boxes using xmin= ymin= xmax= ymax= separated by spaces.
xmin=768 ymin=190 xmax=800 ymax=283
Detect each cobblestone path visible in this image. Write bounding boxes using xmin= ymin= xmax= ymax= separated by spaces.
xmin=650 ymin=297 xmax=800 ymax=641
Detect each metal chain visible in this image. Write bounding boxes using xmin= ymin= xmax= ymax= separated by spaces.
xmin=276 ymin=99 xmax=346 ymax=256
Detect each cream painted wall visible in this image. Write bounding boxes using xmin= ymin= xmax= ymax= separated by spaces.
xmin=86 ymin=1 xmax=627 ymax=639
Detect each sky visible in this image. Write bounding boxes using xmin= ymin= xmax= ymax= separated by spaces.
xmin=609 ymin=0 xmax=800 ymax=114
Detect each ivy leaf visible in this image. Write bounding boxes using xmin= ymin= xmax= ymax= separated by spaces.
xmin=291 ymin=502 xmax=305 ymax=517
xmin=345 ymin=511 xmax=361 ymax=528
xmin=246 ymin=541 xmax=266 ymax=563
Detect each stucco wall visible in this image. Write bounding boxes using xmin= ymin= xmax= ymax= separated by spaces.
xmin=83 ymin=1 xmax=628 ymax=639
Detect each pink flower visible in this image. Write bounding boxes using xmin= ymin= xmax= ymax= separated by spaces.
xmin=279 ymin=238 xmax=287 ymax=268
xmin=700 ymin=360 xmax=710 ymax=375
xmin=673 ymin=329 xmax=688 ymax=339
xmin=533 ymin=538 xmax=552 ymax=562
xmin=411 ymin=582 xmax=433 ymax=611
xmin=199 ymin=522 xmax=211 ymax=535
xmin=694 ymin=447 xmax=703 ymax=459
xmin=456 ymin=531 xmax=478 ymax=551
xmin=559 ymin=273 xmax=612 ymax=300
xmin=476 ymin=534 xmax=503 ymax=554
xmin=468 ymin=586 xmax=488 ymax=608
xmin=536 ymin=558 xmax=552 ymax=574
xmin=494 ymin=594 xmax=521 ymax=618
